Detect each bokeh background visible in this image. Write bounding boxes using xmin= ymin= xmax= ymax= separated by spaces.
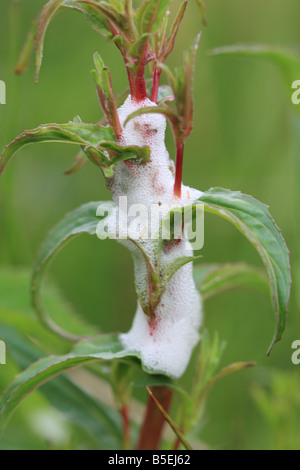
xmin=0 ymin=0 xmax=299 ymax=450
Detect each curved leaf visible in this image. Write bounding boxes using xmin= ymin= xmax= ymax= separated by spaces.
xmin=0 ymin=266 xmax=96 ymax=345
xmin=64 ymin=0 xmax=113 ymax=40
xmin=0 ymin=334 xmax=147 ymax=433
xmin=0 ymin=122 xmax=150 ymax=177
xmin=194 ymin=0 xmax=207 ymax=26
xmin=99 ymin=141 xmax=150 ymax=165
xmin=14 ymin=15 xmax=40 ymax=75
xmin=34 ymin=0 xmax=66 ymax=83
xmin=15 ymin=0 xmax=114 ymax=81
xmin=193 ymin=262 xmax=269 ymax=300
xmin=197 ymin=188 xmax=291 ymax=354
xmin=0 ymin=122 xmax=114 ymax=176
xmin=204 ymin=361 xmax=256 ymax=392
xmin=124 ymin=103 xmax=178 ymax=130
xmin=31 ymin=201 xmax=109 ymax=341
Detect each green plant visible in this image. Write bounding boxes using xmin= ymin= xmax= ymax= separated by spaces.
xmin=0 ymin=0 xmax=291 ymax=450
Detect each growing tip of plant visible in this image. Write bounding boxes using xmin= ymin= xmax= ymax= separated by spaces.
xmin=94 ymin=51 xmax=105 ymax=71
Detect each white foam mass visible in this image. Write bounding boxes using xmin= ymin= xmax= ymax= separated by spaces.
xmin=111 ymin=95 xmax=202 ymax=379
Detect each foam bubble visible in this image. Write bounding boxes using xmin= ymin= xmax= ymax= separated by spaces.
xmin=110 ymin=96 xmax=202 ymax=378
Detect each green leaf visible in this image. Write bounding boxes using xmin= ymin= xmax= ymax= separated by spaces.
xmin=84 ymin=1 xmax=128 ymax=33
xmin=124 ymin=103 xmax=179 ymax=131
xmin=110 ymin=361 xmax=133 ymax=407
xmin=0 ymin=122 xmax=115 ymax=176
xmin=197 ymin=188 xmax=291 ymax=354
xmin=126 ymin=238 xmax=161 ymax=319
xmin=125 ymin=236 xmax=198 ymax=320
xmin=193 ymin=262 xmax=270 ymax=300
xmin=99 ymin=141 xmax=151 ymax=165
xmin=64 ymin=0 xmax=113 ymax=40
xmin=163 ymin=1 xmax=188 ymax=60
xmin=0 ymin=122 xmax=149 ymax=177
xmin=161 ymin=253 xmax=202 ymax=292
xmin=194 ymin=330 xmax=227 ymax=394
xmin=0 ymin=334 xmax=156 ymax=432
xmin=194 ymin=0 xmax=207 ymax=26
xmin=179 ymin=330 xmax=226 ymax=433
xmin=14 ymin=15 xmax=40 ymax=75
xmin=34 ymin=0 xmax=66 ymax=83
xmin=173 ymin=33 xmax=201 ymax=140
xmin=109 ymin=0 xmax=126 ymax=14
xmin=92 ymin=52 xmax=122 ymax=138
xmin=205 ymin=361 xmax=256 ymax=392
xmin=183 ymin=330 xmax=254 ymax=434
xmin=15 ymin=0 xmax=115 ymax=81
xmin=31 ymin=201 xmax=109 ymax=341
xmin=136 ymin=0 xmax=170 ymax=35
xmin=0 ymin=267 xmax=96 ymax=345
xmin=128 ymin=32 xmax=150 ymax=59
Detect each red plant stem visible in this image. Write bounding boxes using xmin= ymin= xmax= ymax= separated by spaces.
xmin=127 ymin=2 xmax=160 ymax=102
xmin=174 ymin=140 xmax=184 ymax=198
xmin=151 ymin=67 xmax=162 ymax=103
xmin=121 ymin=404 xmax=131 ymax=450
xmin=127 ymin=66 xmax=148 ymax=102
xmin=136 ymin=386 xmax=173 ymax=450
xmin=105 ymin=19 xmax=147 ymax=103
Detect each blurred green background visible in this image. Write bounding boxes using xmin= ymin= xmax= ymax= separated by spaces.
xmin=0 ymin=0 xmax=299 ymax=450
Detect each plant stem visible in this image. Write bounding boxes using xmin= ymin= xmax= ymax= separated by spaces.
xmin=174 ymin=140 xmax=184 ymax=198
xmin=136 ymin=386 xmax=173 ymax=450
xmin=127 ymin=67 xmax=148 ymax=102
xmin=146 ymin=387 xmax=193 ymax=451
xmin=151 ymin=67 xmax=162 ymax=103
xmin=121 ymin=404 xmax=131 ymax=450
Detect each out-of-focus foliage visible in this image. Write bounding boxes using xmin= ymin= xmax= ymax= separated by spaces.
xmin=252 ymin=370 xmax=300 ymax=450
xmin=0 ymin=268 xmax=122 ymax=450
